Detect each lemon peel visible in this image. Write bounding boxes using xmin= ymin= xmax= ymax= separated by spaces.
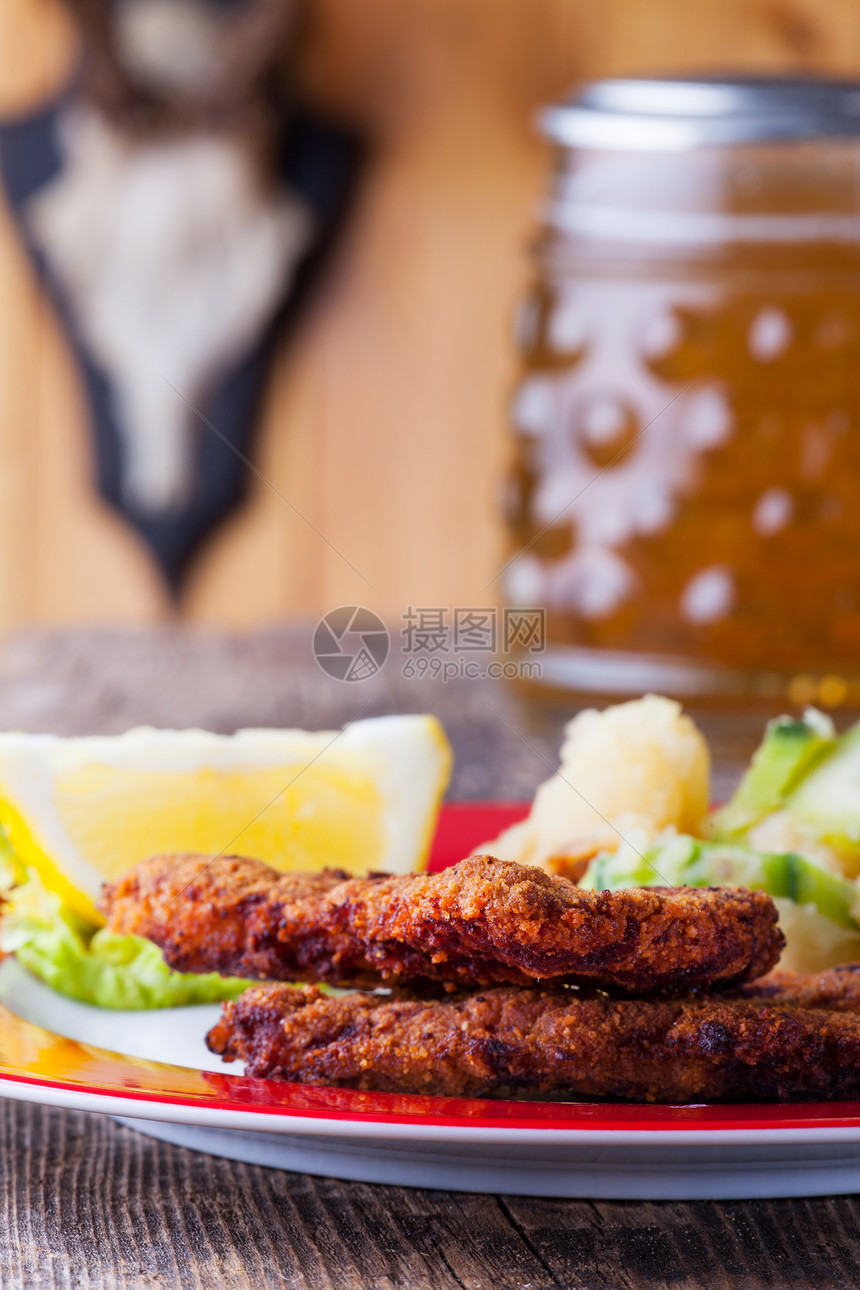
xmin=0 ymin=715 xmax=451 ymax=923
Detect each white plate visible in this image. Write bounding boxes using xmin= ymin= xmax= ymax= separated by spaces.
xmin=3 ymin=958 xmax=860 ymax=1199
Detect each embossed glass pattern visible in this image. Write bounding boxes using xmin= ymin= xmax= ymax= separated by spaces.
xmin=504 ymin=78 xmax=860 ymax=705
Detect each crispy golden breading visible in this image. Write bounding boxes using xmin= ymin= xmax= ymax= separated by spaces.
xmin=101 ymin=853 xmax=783 ymax=994
xmin=206 ymin=982 xmax=860 ymax=1102
xmin=738 ymin=964 xmax=860 ymax=1011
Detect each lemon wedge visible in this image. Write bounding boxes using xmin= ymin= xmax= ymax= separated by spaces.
xmin=0 ymin=715 xmax=452 ymax=924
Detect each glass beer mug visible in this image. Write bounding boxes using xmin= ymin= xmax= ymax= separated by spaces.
xmin=504 ymin=78 xmax=860 ymax=708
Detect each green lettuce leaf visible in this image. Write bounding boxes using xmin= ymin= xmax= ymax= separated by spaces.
xmin=0 ymin=863 xmax=251 ymax=1010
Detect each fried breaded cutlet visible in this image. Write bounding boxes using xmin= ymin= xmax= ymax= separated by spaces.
xmin=206 ymin=981 xmax=860 ymax=1102
xmin=101 ymin=853 xmax=783 ymax=994
xmin=736 ymin=963 xmax=860 ymax=1011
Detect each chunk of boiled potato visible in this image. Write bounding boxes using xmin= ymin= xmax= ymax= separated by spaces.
xmin=485 ymin=695 xmax=710 ymax=873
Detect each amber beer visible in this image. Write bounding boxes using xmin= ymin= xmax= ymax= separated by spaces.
xmin=505 ymin=79 xmax=860 ymax=706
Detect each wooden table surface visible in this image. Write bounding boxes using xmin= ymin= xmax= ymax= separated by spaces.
xmin=0 ymin=625 xmax=856 ymax=1290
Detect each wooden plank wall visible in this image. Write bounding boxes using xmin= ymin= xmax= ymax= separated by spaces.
xmin=0 ymin=0 xmax=859 ymax=629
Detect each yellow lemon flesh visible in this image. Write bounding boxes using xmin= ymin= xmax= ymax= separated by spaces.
xmin=0 ymin=716 xmax=452 ymax=924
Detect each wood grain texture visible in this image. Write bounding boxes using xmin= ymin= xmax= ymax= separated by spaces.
xmin=2 ymin=0 xmax=860 ymax=628
xmin=3 ymin=1102 xmax=860 ymax=1289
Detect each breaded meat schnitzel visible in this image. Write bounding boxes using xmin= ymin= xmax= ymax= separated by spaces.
xmin=736 ymin=963 xmax=860 ymax=1011
xmin=102 ymin=852 xmax=783 ymax=993
xmin=206 ymin=981 xmax=860 ymax=1102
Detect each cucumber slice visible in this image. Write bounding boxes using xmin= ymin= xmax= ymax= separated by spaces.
xmin=788 ymin=722 xmax=860 ymax=850
xmin=756 ymin=851 xmax=858 ymax=926
xmin=581 ymin=834 xmax=859 ymax=930
xmin=712 ymin=709 xmax=835 ymax=840
xmin=582 ymin=833 xmax=700 ymax=891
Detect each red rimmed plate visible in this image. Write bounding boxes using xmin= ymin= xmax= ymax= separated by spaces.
xmin=2 ymin=803 xmax=860 ymax=1199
